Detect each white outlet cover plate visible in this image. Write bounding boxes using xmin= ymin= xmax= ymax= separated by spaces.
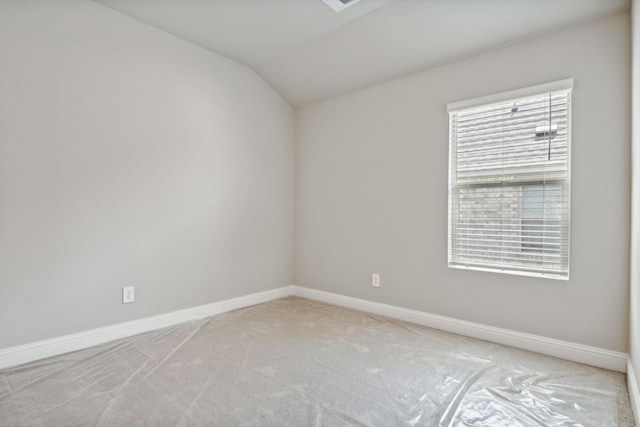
xmin=372 ymin=274 xmax=381 ymax=287
xmin=122 ymin=286 xmax=135 ymax=304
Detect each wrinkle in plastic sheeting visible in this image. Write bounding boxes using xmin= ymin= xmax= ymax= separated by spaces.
xmin=0 ymin=297 xmax=627 ymax=426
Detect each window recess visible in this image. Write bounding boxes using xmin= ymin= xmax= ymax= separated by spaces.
xmin=447 ymin=79 xmax=572 ymax=279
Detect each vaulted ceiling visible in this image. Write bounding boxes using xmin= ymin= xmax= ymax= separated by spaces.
xmin=95 ymin=0 xmax=630 ymax=106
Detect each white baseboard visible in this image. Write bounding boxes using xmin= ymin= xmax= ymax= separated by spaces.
xmin=0 ymin=284 xmax=628 ymax=374
xmin=0 ymin=286 xmax=294 ymax=371
xmin=628 ymin=358 xmax=640 ymax=426
xmin=291 ymin=286 xmax=628 ymax=372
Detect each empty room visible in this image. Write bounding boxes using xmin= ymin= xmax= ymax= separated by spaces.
xmin=1 ymin=0 xmax=640 ymax=425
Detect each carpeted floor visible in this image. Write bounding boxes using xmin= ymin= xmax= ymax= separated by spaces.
xmin=0 ymin=297 xmax=635 ymax=426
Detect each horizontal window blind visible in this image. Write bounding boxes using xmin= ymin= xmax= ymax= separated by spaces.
xmin=448 ymin=81 xmax=571 ymax=279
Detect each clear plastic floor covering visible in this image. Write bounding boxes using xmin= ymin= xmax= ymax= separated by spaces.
xmin=0 ymin=297 xmax=631 ymax=426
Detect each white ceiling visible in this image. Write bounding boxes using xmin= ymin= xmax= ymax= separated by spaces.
xmin=95 ymin=0 xmax=630 ymax=107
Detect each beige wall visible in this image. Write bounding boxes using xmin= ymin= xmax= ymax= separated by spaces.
xmin=0 ymin=0 xmax=294 ymax=348
xmin=630 ymin=0 xmax=640 ymax=409
xmin=0 ymin=1 xmax=631 ymax=359
xmin=296 ymin=15 xmax=630 ymax=351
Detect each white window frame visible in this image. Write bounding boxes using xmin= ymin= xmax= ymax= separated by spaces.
xmin=447 ymin=79 xmax=573 ymax=280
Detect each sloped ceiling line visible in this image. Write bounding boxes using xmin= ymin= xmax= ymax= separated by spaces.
xmin=95 ymin=0 xmax=630 ymax=106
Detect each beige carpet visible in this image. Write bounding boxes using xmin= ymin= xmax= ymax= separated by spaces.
xmin=0 ymin=297 xmax=635 ymax=426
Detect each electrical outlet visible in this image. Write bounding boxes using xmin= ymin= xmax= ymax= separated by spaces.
xmin=371 ymin=273 xmax=381 ymax=288
xmin=122 ymin=286 xmax=135 ymax=304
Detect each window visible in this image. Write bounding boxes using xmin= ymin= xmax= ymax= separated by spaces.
xmin=447 ymin=79 xmax=572 ymax=279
